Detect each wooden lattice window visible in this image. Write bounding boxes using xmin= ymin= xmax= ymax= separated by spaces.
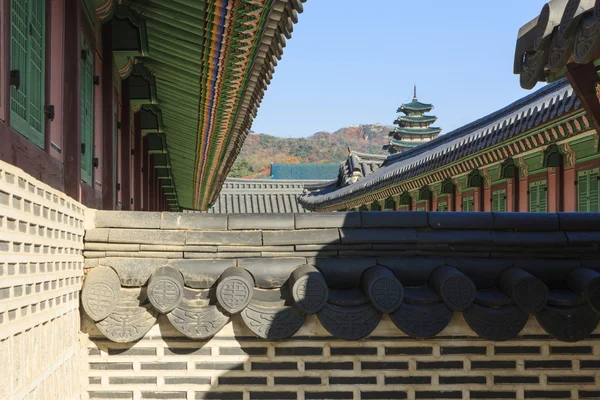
xmin=437 ymin=202 xmax=448 ymax=212
xmin=10 ymin=0 xmax=46 ymax=147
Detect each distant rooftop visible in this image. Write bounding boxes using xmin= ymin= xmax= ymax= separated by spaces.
xmin=270 ymin=163 xmax=340 ymax=180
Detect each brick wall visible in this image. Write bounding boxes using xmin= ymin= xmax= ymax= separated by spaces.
xmin=82 ymin=211 xmax=600 ymax=400
xmin=0 ymin=160 xmax=87 ymax=399
xmin=85 ymin=318 xmax=600 ymax=400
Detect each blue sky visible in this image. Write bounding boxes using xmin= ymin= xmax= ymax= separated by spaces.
xmin=251 ymin=0 xmax=548 ymax=138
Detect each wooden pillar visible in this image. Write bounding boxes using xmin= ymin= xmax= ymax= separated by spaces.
xmin=519 ymin=176 xmax=529 ymax=212
xmin=483 ymin=185 xmax=492 ymax=212
xmin=506 ymin=179 xmax=515 ymax=212
xmin=148 ymin=157 xmax=156 ymax=211
xmin=455 ymin=189 xmax=462 ymax=211
xmin=101 ymin=22 xmax=115 ymax=210
xmin=120 ymin=78 xmax=131 ymax=210
xmin=473 ymin=187 xmax=482 ymax=211
xmin=133 ymin=114 xmax=142 ymax=210
xmin=63 ymin=0 xmax=82 ymax=201
xmin=548 ymin=167 xmax=561 ymax=212
xmin=432 ymin=194 xmax=438 ymax=212
xmin=142 ymin=136 xmax=149 ymax=210
xmin=563 ymin=165 xmax=577 ymax=212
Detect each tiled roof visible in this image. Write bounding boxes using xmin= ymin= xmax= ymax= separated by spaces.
xmin=270 ymin=163 xmax=340 ymax=180
xmin=300 ymin=79 xmax=580 ymax=209
xmin=338 ymin=151 xmax=388 ymax=186
xmin=514 ymin=0 xmax=599 ymax=89
xmin=400 ymin=100 xmax=434 ymax=111
xmin=395 ymin=115 xmax=438 ymax=123
xmin=208 ymin=178 xmax=328 ymax=213
xmin=391 ymin=127 xmax=443 ymax=136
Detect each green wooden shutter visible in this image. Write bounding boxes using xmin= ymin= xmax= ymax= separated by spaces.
xmin=492 ymin=190 xmax=506 ymax=212
xmin=10 ymin=0 xmax=45 ymax=147
xmin=529 ymin=181 xmax=548 ymax=212
xmin=538 ymin=181 xmax=547 ymax=212
xmin=590 ymin=169 xmax=599 ymax=212
xmin=462 ymin=196 xmax=474 ymax=212
xmin=438 ymin=202 xmax=448 ymax=212
xmin=578 ymin=171 xmax=588 ymax=212
xmin=80 ymin=39 xmax=94 ymax=184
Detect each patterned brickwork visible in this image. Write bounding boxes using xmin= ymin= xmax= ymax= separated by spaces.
xmin=0 ymin=160 xmax=86 ymax=399
xmin=85 ymin=317 xmax=600 ymax=400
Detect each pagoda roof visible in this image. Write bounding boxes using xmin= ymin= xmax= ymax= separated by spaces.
xmin=395 ymin=115 xmax=438 ymax=124
xmin=399 ymin=100 xmax=434 ymax=112
xmin=300 ymin=79 xmax=579 ymax=209
xmin=388 ymin=139 xmax=423 ymax=148
xmin=392 ymin=127 xmax=442 ymax=136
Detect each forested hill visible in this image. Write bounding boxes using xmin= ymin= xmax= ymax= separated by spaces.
xmin=229 ymin=124 xmax=393 ymax=178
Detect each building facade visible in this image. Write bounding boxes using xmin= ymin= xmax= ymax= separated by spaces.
xmin=0 ymin=0 xmax=303 ymax=212
xmin=301 ymin=79 xmax=600 ymax=213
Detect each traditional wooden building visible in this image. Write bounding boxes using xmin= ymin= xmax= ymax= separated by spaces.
xmin=384 ymin=86 xmax=442 ymax=154
xmin=0 ymin=0 xmax=305 ymax=212
xmin=300 ymin=78 xmax=600 ymax=213
xmin=301 ymin=0 xmax=600 ymax=213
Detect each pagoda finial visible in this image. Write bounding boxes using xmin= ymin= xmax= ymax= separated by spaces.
xmin=413 ymin=85 xmax=417 ymax=101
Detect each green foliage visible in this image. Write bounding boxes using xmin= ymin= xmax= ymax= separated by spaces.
xmin=230 ymin=124 xmax=393 ymax=179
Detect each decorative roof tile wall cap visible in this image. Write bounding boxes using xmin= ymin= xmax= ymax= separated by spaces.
xmin=299 ymin=79 xmax=578 ymax=209
xmin=514 ymin=0 xmax=599 ymax=89
xmin=81 ymin=221 xmax=600 ymax=342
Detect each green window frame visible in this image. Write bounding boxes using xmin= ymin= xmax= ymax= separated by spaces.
xmin=462 ymin=196 xmax=474 ymax=212
xmin=492 ymin=189 xmax=507 ymax=212
xmin=529 ymin=180 xmax=548 ymax=213
xmin=371 ymin=201 xmax=382 ymax=211
xmin=578 ymin=168 xmax=600 ymax=212
xmin=10 ymin=0 xmax=46 ymax=147
xmin=80 ymin=37 xmax=95 ymax=184
xmin=437 ymin=202 xmax=448 ymax=212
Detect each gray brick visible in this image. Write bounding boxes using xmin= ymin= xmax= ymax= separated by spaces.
xmin=89 ymin=392 xmax=133 ymax=399
xmin=218 ymin=245 xmax=295 ymax=252
xmin=95 ymin=211 xmax=161 ymax=229
xmin=417 ymin=230 xmax=492 ymax=245
xmin=106 ymin=251 xmax=184 ymax=259
xmin=141 ymin=393 xmax=186 ymax=400
xmin=164 ymin=347 xmax=211 ymax=356
xmin=196 ymin=362 xmax=244 ymax=370
xmin=110 ymin=377 xmax=157 ymax=384
xmin=141 ymin=245 xmax=217 ymax=252
xmin=165 ymin=377 xmax=211 ymax=385
xmin=263 ymin=229 xmax=340 ymax=245
xmin=187 ymin=231 xmax=262 ymax=246
xmin=493 ymin=212 xmax=559 ymax=231
xmin=362 ymin=211 xmax=428 ymax=228
xmin=161 ymin=212 xmax=227 ymax=230
xmin=340 ymin=228 xmax=416 ymax=244
xmin=195 ymin=393 xmax=243 ymax=400
xmin=558 ymin=212 xmax=600 ymax=231
xmin=239 ymin=257 xmax=305 ymax=288
xmin=428 ymin=212 xmax=493 ymax=230
xmin=295 ymin=244 xmax=371 ymax=251
xmin=140 ymin=362 xmax=187 ymax=370
xmin=85 ymin=229 xmax=111 ymax=242
xmin=90 ymin=363 xmax=133 ymax=370
xmin=295 ymin=212 xmax=361 ymax=229
xmin=85 ymin=243 xmax=141 ymax=251
xmin=108 ymin=348 xmax=157 ymax=356
xmin=184 ymin=252 xmax=260 ymax=259
xmin=492 ymin=231 xmax=567 ymax=246
xmin=229 ymin=214 xmax=295 ymax=230
xmin=109 ymin=229 xmax=185 ymax=245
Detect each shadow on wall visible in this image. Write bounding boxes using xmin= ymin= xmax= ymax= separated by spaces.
xmin=82 ymin=211 xmax=600 ymax=400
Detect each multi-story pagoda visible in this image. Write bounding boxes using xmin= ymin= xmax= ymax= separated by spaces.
xmin=384 ymin=86 xmax=442 ymax=154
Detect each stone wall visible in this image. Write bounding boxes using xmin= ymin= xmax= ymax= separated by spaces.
xmin=0 ymin=160 xmax=87 ymax=398
xmin=82 ymin=211 xmax=600 ymax=400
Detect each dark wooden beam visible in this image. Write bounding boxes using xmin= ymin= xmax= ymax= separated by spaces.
xmin=63 ymin=0 xmax=82 ymax=200
xmin=567 ymin=62 xmax=600 ymax=134
xmin=120 ymin=78 xmax=132 ymax=210
xmin=133 ymin=114 xmax=142 ymax=210
xmin=142 ymin=135 xmax=149 ymax=210
xmin=101 ymin=22 xmax=115 ymax=210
